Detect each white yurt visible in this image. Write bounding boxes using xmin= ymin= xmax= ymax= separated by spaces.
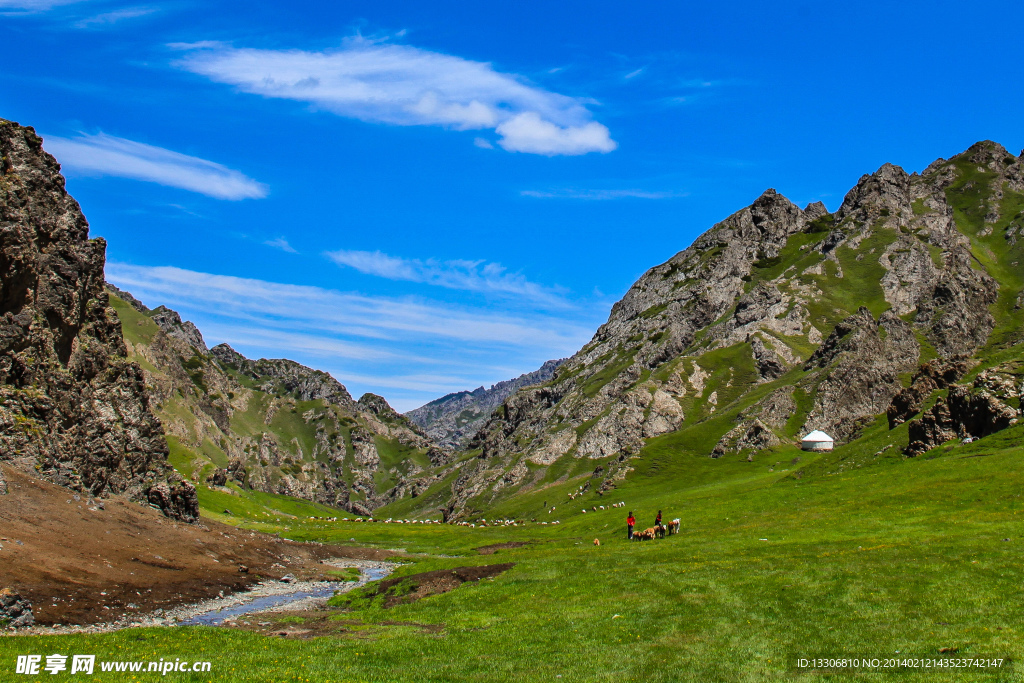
xmin=801 ymin=430 xmax=835 ymax=451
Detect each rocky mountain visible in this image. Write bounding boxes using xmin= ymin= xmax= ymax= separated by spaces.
xmin=425 ymin=141 xmax=1023 ymax=518
xmin=107 ymin=288 xmax=452 ymax=515
xmin=0 ymin=119 xmax=197 ymax=521
xmin=405 ymin=359 xmax=566 ymax=449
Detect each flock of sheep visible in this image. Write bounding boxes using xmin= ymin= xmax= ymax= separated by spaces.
xmin=305 ymin=516 xmax=560 ymax=527
xmin=580 ymin=502 xmax=626 ymax=513
xmin=307 ymin=517 xmax=446 ymax=524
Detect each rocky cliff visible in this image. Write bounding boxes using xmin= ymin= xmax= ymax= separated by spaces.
xmin=405 ymin=359 xmax=565 ymax=449
xmin=0 ymin=119 xmax=197 ymax=521
xmin=430 ymin=141 xmax=1023 ymax=517
xmin=107 ymin=289 xmax=450 ymax=514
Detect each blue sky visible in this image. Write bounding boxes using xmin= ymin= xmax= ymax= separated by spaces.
xmin=2 ymin=0 xmax=1021 ymax=411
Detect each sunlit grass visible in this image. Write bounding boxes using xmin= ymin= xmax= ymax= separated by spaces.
xmin=5 ymin=425 xmax=1022 ymax=681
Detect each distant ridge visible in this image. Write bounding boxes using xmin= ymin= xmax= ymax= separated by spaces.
xmin=405 ymin=359 xmax=566 ymax=449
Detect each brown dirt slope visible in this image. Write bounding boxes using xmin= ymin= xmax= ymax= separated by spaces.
xmin=0 ymin=465 xmax=393 ymax=625
xmin=338 ymin=563 xmax=514 ymax=609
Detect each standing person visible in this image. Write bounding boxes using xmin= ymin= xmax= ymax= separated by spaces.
xmin=655 ymin=510 xmax=662 ymax=527
xmin=627 ymin=511 xmax=636 ymax=540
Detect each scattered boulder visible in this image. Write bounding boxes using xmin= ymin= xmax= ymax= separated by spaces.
xmin=348 ymin=501 xmax=372 ymax=517
xmin=207 ymin=469 xmax=228 ymax=487
xmin=146 ymin=477 xmax=199 ymax=523
xmin=227 ymin=458 xmax=248 ymax=487
xmin=0 ymin=588 xmax=34 ymax=628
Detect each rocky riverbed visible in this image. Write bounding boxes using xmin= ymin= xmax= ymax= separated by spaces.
xmin=2 ymin=560 xmax=397 ymax=636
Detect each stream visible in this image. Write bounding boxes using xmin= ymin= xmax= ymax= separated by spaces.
xmin=178 ymin=566 xmax=392 ymax=627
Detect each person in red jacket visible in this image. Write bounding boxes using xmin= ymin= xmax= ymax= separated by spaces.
xmin=627 ymin=511 xmax=636 ymax=540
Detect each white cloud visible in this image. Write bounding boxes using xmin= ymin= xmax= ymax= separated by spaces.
xmin=172 ymin=39 xmax=616 ymax=156
xmin=496 ymin=112 xmax=616 ymax=156
xmin=521 ymin=188 xmax=686 ymax=200
xmin=43 ymin=132 xmax=268 ymax=200
xmin=473 ymin=137 xmax=494 ymax=149
xmin=74 ymin=6 xmax=156 ymax=28
xmin=264 ymin=237 xmax=297 ymax=253
xmin=324 ymin=249 xmax=569 ymax=306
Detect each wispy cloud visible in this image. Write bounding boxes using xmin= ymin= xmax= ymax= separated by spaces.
xmin=43 ymin=132 xmax=268 ymax=200
xmin=521 ymin=188 xmax=686 ymax=200
xmin=106 ymin=263 xmax=590 ymax=348
xmin=105 ymin=263 xmax=598 ymax=408
xmin=74 ymin=6 xmax=156 ymax=28
xmin=324 ymin=249 xmax=569 ymax=306
xmin=0 ymin=0 xmax=84 ymax=11
xmin=264 ymin=237 xmax=297 ymax=253
xmin=171 ymin=38 xmax=616 ymax=156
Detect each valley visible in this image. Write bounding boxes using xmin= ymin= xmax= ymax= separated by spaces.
xmin=1 ymin=116 xmax=1022 ymax=681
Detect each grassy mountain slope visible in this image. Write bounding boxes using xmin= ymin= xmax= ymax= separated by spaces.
xmin=378 ymin=141 xmax=1023 ymax=521
xmin=108 ymin=291 xmax=456 ymax=518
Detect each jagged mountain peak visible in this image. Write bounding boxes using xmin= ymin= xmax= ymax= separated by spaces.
xmin=358 ymin=392 xmax=401 ymax=419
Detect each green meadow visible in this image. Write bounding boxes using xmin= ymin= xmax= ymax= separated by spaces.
xmin=4 ymin=422 xmax=1023 ymax=682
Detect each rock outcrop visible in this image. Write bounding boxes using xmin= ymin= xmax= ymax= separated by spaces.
xmin=905 ymin=370 xmax=1021 ymax=455
xmin=887 ymin=358 xmax=973 ymax=428
xmin=0 ymin=119 xmax=196 ymax=522
xmin=149 ymin=306 xmax=207 ymax=353
xmin=801 ymin=308 xmax=920 ymax=442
